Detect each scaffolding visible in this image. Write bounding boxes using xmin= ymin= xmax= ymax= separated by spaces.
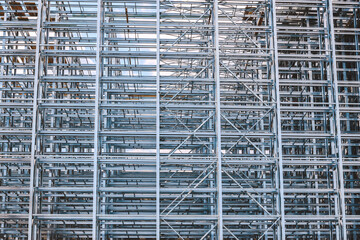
xmin=0 ymin=0 xmax=359 ymax=239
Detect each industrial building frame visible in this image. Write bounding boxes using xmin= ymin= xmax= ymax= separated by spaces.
xmin=0 ymin=0 xmax=359 ymax=239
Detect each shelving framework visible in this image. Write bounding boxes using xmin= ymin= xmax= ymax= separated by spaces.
xmin=0 ymin=0 xmax=359 ymax=239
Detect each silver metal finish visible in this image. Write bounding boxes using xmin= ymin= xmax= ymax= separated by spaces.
xmin=0 ymin=0 xmax=359 ymax=239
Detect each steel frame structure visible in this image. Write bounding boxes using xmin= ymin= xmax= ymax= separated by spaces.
xmin=0 ymin=0 xmax=359 ymax=239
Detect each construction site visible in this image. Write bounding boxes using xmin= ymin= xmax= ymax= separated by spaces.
xmin=0 ymin=0 xmax=359 ymax=239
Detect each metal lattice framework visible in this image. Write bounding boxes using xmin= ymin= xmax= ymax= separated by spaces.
xmin=0 ymin=0 xmax=359 ymax=239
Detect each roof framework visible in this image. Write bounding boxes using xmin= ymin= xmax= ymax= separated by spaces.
xmin=0 ymin=0 xmax=359 ymax=239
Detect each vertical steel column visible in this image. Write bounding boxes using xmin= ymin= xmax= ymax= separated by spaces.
xmin=28 ymin=0 xmax=44 ymax=238
xmin=0 ymin=4 xmax=5 ymax=102
xmin=93 ymin=0 xmax=102 ymax=238
xmin=270 ymin=0 xmax=286 ymax=239
xmin=156 ymin=0 xmax=160 ymax=239
xmin=327 ymin=0 xmax=347 ymax=239
xmin=213 ymin=0 xmax=223 ymax=239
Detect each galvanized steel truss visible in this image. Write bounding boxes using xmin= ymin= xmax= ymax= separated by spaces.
xmin=0 ymin=0 xmax=359 ymax=239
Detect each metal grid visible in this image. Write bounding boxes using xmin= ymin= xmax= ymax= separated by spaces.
xmin=0 ymin=0 xmax=359 ymax=239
